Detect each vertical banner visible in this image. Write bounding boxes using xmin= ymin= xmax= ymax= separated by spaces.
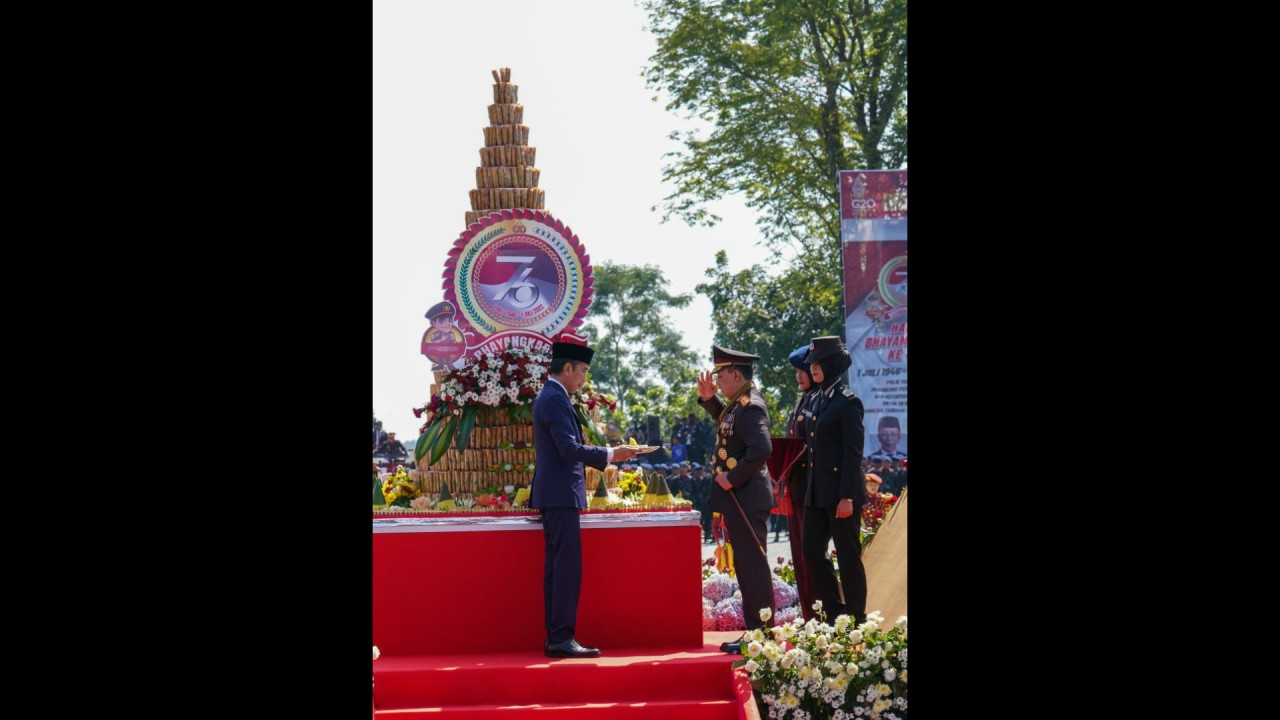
xmin=839 ymin=170 xmax=908 ymax=461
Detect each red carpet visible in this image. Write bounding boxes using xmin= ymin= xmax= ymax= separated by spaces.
xmin=374 ymin=631 xmax=760 ymax=719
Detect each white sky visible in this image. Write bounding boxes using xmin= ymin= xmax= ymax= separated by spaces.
xmin=373 ymin=0 xmax=777 ymax=440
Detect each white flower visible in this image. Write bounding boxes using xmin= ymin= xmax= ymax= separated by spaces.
xmin=895 ymin=615 xmax=907 ymax=629
xmin=747 ymin=641 xmax=763 ymax=657
xmin=884 ymin=667 xmax=896 ymax=681
xmin=876 ymin=683 xmax=891 ymax=697
xmin=901 ymin=670 xmax=907 ymax=683
xmin=882 ymin=660 xmax=890 ymax=669
xmin=812 ymin=600 xmax=823 ymax=611
xmin=760 ymin=607 xmax=772 ymax=623
xmin=750 ymin=628 xmax=765 ymax=643
xmin=744 ymin=659 xmax=759 ymax=674
xmin=815 ymin=634 xmax=829 ymax=649
xmin=849 ymin=629 xmax=863 ymax=643
xmin=846 ymin=662 xmax=859 ymax=675
xmin=834 ymin=615 xmax=851 ymax=633
xmin=372 ymin=646 xmax=380 ymax=661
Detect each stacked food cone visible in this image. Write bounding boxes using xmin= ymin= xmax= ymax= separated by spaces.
xmin=466 ymin=67 xmax=548 ymax=226
xmin=589 ymin=473 xmax=613 ymax=508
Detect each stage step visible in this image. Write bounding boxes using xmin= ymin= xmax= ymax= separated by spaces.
xmin=375 ymin=633 xmax=756 ymax=719
xmin=374 ymin=698 xmax=740 ymax=719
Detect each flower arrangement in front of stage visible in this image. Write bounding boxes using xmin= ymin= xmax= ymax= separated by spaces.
xmin=772 ymin=575 xmax=799 ymax=611
xmin=616 ymin=470 xmax=647 ymax=502
xmin=381 ymin=466 xmax=419 ymax=508
xmin=773 ymin=556 xmax=797 ymax=585
xmin=861 ymin=492 xmax=899 ymax=533
xmin=735 ymin=610 xmax=908 ymax=720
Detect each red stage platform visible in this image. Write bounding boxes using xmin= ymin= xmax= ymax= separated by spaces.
xmin=373 ymin=511 xmax=705 ymax=656
xmin=373 ymin=631 xmax=759 ymax=719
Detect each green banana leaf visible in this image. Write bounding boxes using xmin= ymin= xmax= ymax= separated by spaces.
xmin=454 ymin=405 xmax=479 ymax=451
xmin=430 ymin=414 xmax=459 ymax=466
xmin=415 ymin=415 xmax=444 ymax=462
xmin=575 ymin=406 xmax=606 ymax=446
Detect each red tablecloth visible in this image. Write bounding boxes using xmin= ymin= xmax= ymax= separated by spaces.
xmin=372 ymin=511 xmax=704 ymax=655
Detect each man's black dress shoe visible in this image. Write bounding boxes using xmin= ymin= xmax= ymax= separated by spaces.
xmin=719 ymin=637 xmax=744 ymax=654
xmin=545 ymin=638 xmax=601 ymax=658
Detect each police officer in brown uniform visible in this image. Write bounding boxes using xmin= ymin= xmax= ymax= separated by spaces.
xmin=801 ymin=336 xmax=868 ymax=626
xmin=696 ymin=345 xmax=775 ymax=654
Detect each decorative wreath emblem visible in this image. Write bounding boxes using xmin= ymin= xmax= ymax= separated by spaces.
xmin=443 ymin=210 xmax=594 ymax=340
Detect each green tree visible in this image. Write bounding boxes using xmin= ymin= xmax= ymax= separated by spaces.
xmin=582 ymin=263 xmax=701 ymax=412
xmin=696 ymin=249 xmax=843 ymax=428
xmin=642 ymin=0 xmax=908 ymax=253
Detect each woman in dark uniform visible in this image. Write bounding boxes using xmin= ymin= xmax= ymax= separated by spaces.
xmin=801 ymin=336 xmax=868 ymax=625
xmin=783 ymin=345 xmax=819 ymax=620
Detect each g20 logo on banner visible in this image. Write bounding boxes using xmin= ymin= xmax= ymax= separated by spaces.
xmin=442 ymin=210 xmax=594 ymax=357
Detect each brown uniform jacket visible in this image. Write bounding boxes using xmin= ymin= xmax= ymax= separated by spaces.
xmin=699 ymin=386 xmax=775 ymax=514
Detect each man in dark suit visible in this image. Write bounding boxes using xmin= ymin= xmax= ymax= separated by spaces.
xmin=802 ymin=336 xmax=868 ymax=626
xmin=372 ymin=420 xmax=387 ymax=451
xmin=531 ymin=332 xmax=640 ymax=659
xmin=696 ymin=345 xmax=775 ymax=654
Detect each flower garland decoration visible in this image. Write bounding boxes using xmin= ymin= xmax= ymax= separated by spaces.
xmin=415 ymin=347 xmax=549 ymax=421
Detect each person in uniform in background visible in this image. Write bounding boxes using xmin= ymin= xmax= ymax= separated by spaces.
xmin=696 ymin=345 xmax=775 ymax=654
xmin=882 ymin=458 xmax=908 ymax=495
xmin=802 ymin=336 xmax=868 ymax=626
xmin=375 ymin=431 xmax=407 ymax=457
xmin=605 ymin=422 xmax=623 ymax=446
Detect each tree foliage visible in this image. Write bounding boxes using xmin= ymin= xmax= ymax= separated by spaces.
xmin=582 ymin=263 xmax=700 ymax=412
xmin=696 ymin=249 xmax=843 ymax=427
xmin=643 ymin=0 xmax=908 ymax=255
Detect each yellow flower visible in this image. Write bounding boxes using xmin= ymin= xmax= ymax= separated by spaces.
xmin=726 ymin=457 xmax=737 ymax=469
